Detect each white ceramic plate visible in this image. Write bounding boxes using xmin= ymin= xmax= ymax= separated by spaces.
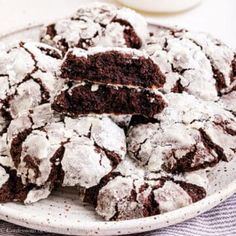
xmin=0 ymin=23 xmax=236 ymax=236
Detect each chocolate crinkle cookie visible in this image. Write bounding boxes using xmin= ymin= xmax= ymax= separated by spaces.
xmin=127 ymin=93 xmax=236 ymax=173
xmin=0 ymin=164 xmax=52 ymax=204
xmin=0 ymin=41 xmax=63 ymax=131
xmin=40 ymin=2 xmax=148 ymax=53
xmin=95 ymin=175 xmax=206 ymax=220
xmin=52 ymin=47 xmax=167 ymax=118
xmin=0 ymin=133 xmax=52 ymax=204
xmin=0 ymin=42 xmax=64 ymax=203
xmin=146 ymin=27 xmax=236 ymax=109
xmin=80 ymin=158 xmax=207 ymax=221
xmin=7 ymin=104 xmax=126 ymax=190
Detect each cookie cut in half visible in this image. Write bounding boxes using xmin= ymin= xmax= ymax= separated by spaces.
xmin=53 ymin=47 xmax=167 ymax=117
xmin=60 ymin=47 xmax=165 ymax=89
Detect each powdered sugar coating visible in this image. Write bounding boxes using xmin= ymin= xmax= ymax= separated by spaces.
xmin=7 ymin=104 xmax=60 ymax=187
xmin=219 ymin=90 xmax=236 ymax=116
xmin=115 ymin=156 xmax=209 ymax=190
xmin=0 ymin=41 xmax=63 ymax=180
xmin=40 ymin=2 xmax=148 ymax=52
xmin=61 ymin=116 xmax=126 ymax=188
xmin=0 ymin=41 xmax=63 ymax=120
xmin=0 ymin=163 xmax=52 ymax=204
xmin=23 ymin=184 xmax=52 ymax=204
xmin=127 ymin=93 xmax=236 ymax=173
xmin=95 ymin=171 xmax=206 ymax=220
xmin=146 ymin=27 xmax=236 ymax=102
xmin=7 ymin=104 xmax=126 ymax=189
xmin=180 ymin=31 xmax=236 ymax=89
xmin=96 ymin=176 xmax=147 ymax=220
xmin=153 ymin=181 xmax=192 ymax=213
xmin=146 ymin=37 xmax=218 ymax=101
xmin=0 ymin=166 xmax=9 ymax=189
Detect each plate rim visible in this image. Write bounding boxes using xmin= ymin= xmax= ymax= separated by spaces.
xmin=0 ymin=23 xmax=235 ymax=236
xmin=0 ymin=180 xmax=235 ymax=235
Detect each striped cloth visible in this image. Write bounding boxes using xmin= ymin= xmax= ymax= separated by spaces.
xmin=144 ymin=193 xmax=236 ymax=236
xmin=0 ymin=194 xmax=235 ymax=236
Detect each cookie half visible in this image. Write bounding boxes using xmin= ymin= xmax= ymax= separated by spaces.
xmin=52 ymin=81 xmax=167 ymax=118
xmin=60 ymin=47 xmax=165 ymax=89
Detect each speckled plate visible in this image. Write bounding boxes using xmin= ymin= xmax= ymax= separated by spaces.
xmin=0 ymin=23 xmax=236 ymax=236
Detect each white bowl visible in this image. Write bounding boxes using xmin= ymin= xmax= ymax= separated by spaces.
xmin=117 ymin=0 xmax=202 ymax=13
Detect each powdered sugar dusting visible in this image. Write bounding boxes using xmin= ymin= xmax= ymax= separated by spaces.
xmin=40 ymin=2 xmax=148 ymax=51
xmin=128 ymin=93 xmax=236 ymax=173
xmin=7 ymin=105 xmax=126 ymax=189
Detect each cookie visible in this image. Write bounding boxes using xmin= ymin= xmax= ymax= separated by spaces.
xmin=53 ymin=47 xmax=167 ymax=118
xmin=40 ymin=2 xmax=148 ymax=52
xmin=146 ymin=27 xmax=236 ymax=101
xmin=180 ymin=31 xmax=236 ymax=93
xmin=81 ymin=157 xmax=207 ymax=221
xmin=127 ymin=93 xmax=236 ymax=173
xmin=0 ymin=162 xmax=52 ymax=204
xmin=0 ymin=41 xmax=63 ymax=123
xmin=7 ymin=104 xmax=126 ymax=189
xmin=80 ymin=157 xmax=208 ymax=221
xmin=95 ymin=175 xmax=206 ymax=220
xmin=60 ymin=47 xmax=165 ymax=89
xmin=52 ymin=81 xmax=167 ymax=118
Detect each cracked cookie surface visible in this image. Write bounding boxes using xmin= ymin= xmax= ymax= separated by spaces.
xmin=80 ymin=158 xmax=207 ymax=221
xmin=146 ymin=27 xmax=236 ymax=106
xmin=0 ymin=41 xmax=63 ymax=135
xmin=0 ymin=42 xmax=63 ymax=186
xmin=127 ymin=93 xmax=236 ymax=173
xmin=7 ymin=104 xmax=126 ymax=190
xmin=40 ymin=2 xmax=148 ymax=52
xmin=0 ymin=158 xmax=52 ymax=204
